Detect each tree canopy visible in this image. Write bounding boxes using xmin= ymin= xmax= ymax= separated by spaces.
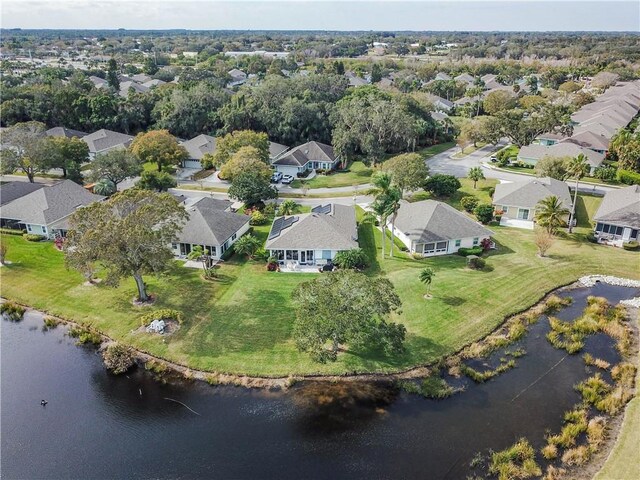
xmin=218 ymin=146 xmax=272 ymax=182
xmin=130 ymin=129 xmax=188 ymax=172
xmin=382 ymin=153 xmax=429 ymax=194
xmin=212 ymin=130 xmax=270 ymax=167
xmin=228 ymin=170 xmax=278 ymax=206
xmin=89 ymin=149 xmax=142 ymax=186
xmin=0 ymin=121 xmax=50 ymax=182
xmin=65 ymin=189 xmax=188 ymax=302
xmin=292 ymin=270 xmax=405 ymax=362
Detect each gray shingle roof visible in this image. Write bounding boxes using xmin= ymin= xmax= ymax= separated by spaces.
xmin=561 ymin=131 xmax=610 ymax=151
xmin=594 ymin=185 xmax=640 ymax=228
xmin=272 ymin=141 xmax=336 ymax=167
xmin=265 ymin=204 xmax=357 ymax=250
xmin=82 ymin=129 xmax=134 ymax=154
xmin=46 ymin=127 xmax=88 ymax=139
xmin=177 ymin=197 xmax=249 ymax=246
xmin=493 ymin=177 xmax=572 ymax=210
xmin=268 ymin=142 xmax=289 ymax=159
xmin=518 ymin=143 xmax=605 ymax=168
xmin=0 ymin=181 xmax=45 ymax=206
xmin=394 ymin=200 xmax=493 ymax=244
xmin=181 ymin=134 xmax=216 ymax=160
xmin=0 ymin=179 xmax=104 ymax=226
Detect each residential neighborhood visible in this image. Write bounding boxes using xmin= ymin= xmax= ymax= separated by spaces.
xmin=1 ymin=4 xmax=640 ymax=480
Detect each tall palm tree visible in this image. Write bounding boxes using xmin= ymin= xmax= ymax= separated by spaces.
xmin=371 ymin=198 xmax=391 ymax=259
xmin=386 ymin=187 xmax=402 ymax=257
xmin=368 ymin=172 xmax=395 ymax=259
xmin=565 ymin=154 xmax=590 ymax=233
xmin=419 ymin=267 xmax=435 ymax=297
xmin=467 ymin=166 xmax=485 ymax=189
xmin=535 ymin=195 xmax=570 ymax=234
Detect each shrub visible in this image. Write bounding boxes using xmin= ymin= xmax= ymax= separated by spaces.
xmin=423 ymin=174 xmax=461 ymax=197
xmin=249 ymin=210 xmax=268 ymax=226
xmin=593 ymin=166 xmax=617 ymax=181
xmin=23 ymin=233 xmax=46 ymax=242
xmin=489 ymin=438 xmax=541 ymax=480
xmin=262 ymin=202 xmax=276 ymax=216
xmin=617 ymin=169 xmax=640 ymax=185
xmin=0 ymin=227 xmax=26 ymax=236
xmin=0 ymin=301 xmax=26 ymax=321
xmin=139 ymin=308 xmax=183 ymax=327
xmin=622 ymin=241 xmax=639 ymax=251
xmin=43 ymin=316 xmax=59 ymax=329
xmin=457 ymin=246 xmax=483 ymax=257
xmin=474 ymin=203 xmax=494 ymax=224
xmin=488 ymin=187 xmax=495 ymax=197
xmin=460 ymin=195 xmax=479 ymax=213
xmin=467 ymin=256 xmax=486 ymax=270
xmin=400 ymin=375 xmax=454 ymax=399
xmin=68 ymin=325 xmax=102 ymax=345
xmin=145 ymin=359 xmax=168 ymax=374
xmin=333 ymin=248 xmax=368 ymax=270
xmin=586 ymin=231 xmax=598 ymax=243
xmin=102 ymin=343 xmax=135 ymax=374
xmin=561 ymin=445 xmax=591 ymax=466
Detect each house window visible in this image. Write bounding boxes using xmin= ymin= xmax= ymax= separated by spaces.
xmin=322 ymin=250 xmax=332 ymax=259
xmin=436 ymin=241 xmax=448 ymax=252
xmin=455 ymin=239 xmax=461 ymax=247
xmin=285 ymin=250 xmax=299 ymax=261
xmin=424 ymin=243 xmax=435 ymax=254
xmin=595 ymin=223 xmax=604 ymax=232
xmin=171 ymin=243 xmax=177 ymax=249
xmin=26 ymin=225 xmax=32 ymax=232
xmin=501 ymin=206 xmax=509 ymax=213
xmin=517 ymin=208 xmax=530 ymax=220
xmin=231 ymin=233 xmax=237 ymax=241
xmin=473 ymin=237 xmax=479 ymax=246
xmin=631 ymin=229 xmax=638 ymax=240
xmin=42 ymin=226 xmax=47 ymax=233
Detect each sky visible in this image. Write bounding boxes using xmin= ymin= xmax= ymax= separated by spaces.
xmin=1 ymin=1 xmax=639 ymax=32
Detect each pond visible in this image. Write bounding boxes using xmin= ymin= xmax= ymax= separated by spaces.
xmin=1 ymin=283 xmax=637 ymax=479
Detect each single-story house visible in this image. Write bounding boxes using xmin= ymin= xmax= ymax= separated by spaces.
xmin=46 ymin=127 xmax=88 ymax=139
xmin=0 ymin=179 xmax=104 ymax=238
xmin=392 ymin=200 xmax=493 ymax=256
xmin=172 ymin=197 xmax=250 ymax=258
xmin=266 ymin=204 xmax=358 ymax=266
xmin=593 ymin=184 xmax=640 ymax=247
xmin=425 ymin=93 xmax=454 ymax=112
xmin=0 ymin=181 xmax=46 ymax=228
xmin=454 ymin=73 xmax=475 ymax=86
xmin=535 ymin=131 xmax=566 ymax=146
xmin=517 ymin=143 xmax=605 ymax=171
xmin=492 ymin=177 xmax=572 ymax=229
xmin=180 ymin=134 xmax=217 ymax=169
xmin=345 ymin=71 xmax=369 ymax=87
xmin=119 ymin=81 xmax=149 ymax=98
xmin=271 ymin=141 xmax=339 ymax=176
xmin=269 ymin=142 xmax=290 ymax=160
xmin=560 ymin=131 xmax=610 ymax=154
xmin=82 ymin=129 xmax=134 ymax=159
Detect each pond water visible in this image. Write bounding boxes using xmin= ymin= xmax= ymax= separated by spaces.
xmin=2 ymin=283 xmax=638 ymax=479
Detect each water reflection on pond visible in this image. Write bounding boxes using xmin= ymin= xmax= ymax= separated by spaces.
xmin=1 ymin=283 xmax=637 ymax=479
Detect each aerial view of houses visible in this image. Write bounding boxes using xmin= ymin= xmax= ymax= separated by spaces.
xmin=1 ymin=1 xmax=639 ymax=479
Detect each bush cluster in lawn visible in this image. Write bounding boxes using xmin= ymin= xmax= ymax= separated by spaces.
xmin=457 ymin=246 xmax=483 ymax=257
xmin=0 ymin=228 xmax=26 ymax=236
xmin=460 ymin=195 xmax=479 ymax=213
xmin=333 ymin=248 xmax=368 ymax=270
xmin=139 ymin=308 xmax=183 ymax=327
xmin=102 ymin=343 xmax=135 ymax=374
xmin=467 ymin=256 xmax=486 ymax=270
xmin=23 ymin=233 xmax=46 ymax=242
xmin=0 ymin=301 xmax=26 ymax=321
xmin=489 ymin=438 xmax=541 ymax=480
xmin=622 ymin=241 xmax=639 ymax=251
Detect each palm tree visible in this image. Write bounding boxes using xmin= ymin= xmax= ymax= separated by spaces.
xmin=93 ymin=178 xmax=116 ymax=196
xmin=535 ymin=195 xmax=570 ymax=234
xmin=565 ymin=154 xmax=590 ymax=233
xmin=386 ymin=187 xmax=402 ymax=257
xmin=419 ymin=267 xmax=435 ymax=297
xmin=279 ymin=199 xmax=299 ymax=216
xmin=368 ymin=172 xmax=395 ymax=259
xmin=467 ymin=166 xmax=485 ymax=189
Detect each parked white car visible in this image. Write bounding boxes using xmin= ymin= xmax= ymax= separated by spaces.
xmin=271 ymin=172 xmax=283 ymax=183
xmin=281 ymin=174 xmax=295 ymax=184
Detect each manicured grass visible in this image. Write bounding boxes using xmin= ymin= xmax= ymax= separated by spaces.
xmin=415 ymin=142 xmax=456 ymax=157
xmin=408 ymin=177 xmax=498 ymax=211
xmin=1 ymin=186 xmax=638 ymax=377
xmin=574 ymin=193 xmax=603 ymax=235
xmin=291 ymin=161 xmax=373 ymax=189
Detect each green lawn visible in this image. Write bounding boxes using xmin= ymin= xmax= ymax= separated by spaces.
xmin=1 ymin=180 xmax=638 ymax=377
xmin=289 ymin=142 xmax=455 ymax=190
xmin=407 ymin=177 xmax=498 ymax=210
xmin=291 ymin=161 xmax=373 ymax=189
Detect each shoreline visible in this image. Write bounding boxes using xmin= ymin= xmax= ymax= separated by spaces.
xmin=4 ymin=274 xmax=639 ymax=389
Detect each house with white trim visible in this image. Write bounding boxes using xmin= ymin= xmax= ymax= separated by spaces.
xmin=392 ymin=200 xmax=493 ymax=256
xmin=492 ymin=177 xmax=572 ymax=229
xmin=593 ymin=184 xmax=640 ymax=247
xmin=82 ymin=129 xmax=134 ymax=159
xmin=266 ymin=204 xmax=358 ymax=267
xmin=0 ymin=180 xmax=104 ymax=238
xmin=172 ymin=197 xmax=250 ymax=258
xmin=271 ymin=141 xmax=339 ymax=176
